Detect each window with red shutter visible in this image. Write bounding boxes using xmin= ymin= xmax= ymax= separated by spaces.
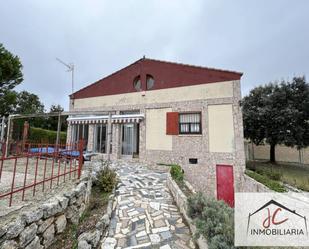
xmin=166 ymin=112 xmax=179 ymax=135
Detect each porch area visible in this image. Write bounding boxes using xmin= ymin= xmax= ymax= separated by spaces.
xmin=67 ymin=113 xmax=144 ymax=160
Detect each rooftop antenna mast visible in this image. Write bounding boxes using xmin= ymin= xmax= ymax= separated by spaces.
xmin=56 ymin=58 xmax=75 ymax=96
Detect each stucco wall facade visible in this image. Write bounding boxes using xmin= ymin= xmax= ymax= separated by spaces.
xmin=69 ymin=80 xmax=246 ymax=196
xmin=208 ymin=104 xmax=234 ymax=153
xmin=145 ymin=108 xmax=172 ymax=151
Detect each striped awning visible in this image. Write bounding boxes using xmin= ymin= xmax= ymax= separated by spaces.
xmin=111 ymin=114 xmax=143 ymax=124
xmin=67 ymin=114 xmax=144 ymax=125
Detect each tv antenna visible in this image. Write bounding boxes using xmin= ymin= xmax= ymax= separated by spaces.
xmin=56 ymin=58 xmax=75 ymax=95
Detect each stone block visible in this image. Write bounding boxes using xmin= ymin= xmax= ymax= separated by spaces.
xmin=37 ymin=217 xmax=54 ymax=234
xmin=1 ymin=240 xmax=18 ymax=249
xmin=42 ymin=199 xmax=62 ymax=219
xmin=56 ymin=196 xmax=69 ymax=209
xmin=43 ymin=224 xmax=54 ymax=247
xmin=79 ymin=230 xmax=100 ymax=248
xmin=78 ymin=240 xmax=91 ymax=249
xmin=22 ymin=209 xmax=43 ymax=224
xmin=6 ymin=217 xmax=25 ymax=239
xmin=19 ymin=223 xmax=38 ymax=247
xmin=25 ymin=236 xmax=43 ymax=249
xmin=55 ymin=215 xmax=67 ymax=234
xmin=74 ymin=182 xmax=86 ymax=197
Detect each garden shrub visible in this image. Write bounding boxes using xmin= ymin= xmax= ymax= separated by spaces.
xmin=96 ymin=165 xmax=117 ymax=193
xmin=28 ymin=127 xmax=67 ymax=144
xmin=187 ymin=193 xmax=235 ymax=249
xmin=267 ymin=171 xmax=281 ymax=181
xmin=245 ymin=169 xmax=286 ymax=192
xmin=170 ymin=164 xmax=184 ymax=182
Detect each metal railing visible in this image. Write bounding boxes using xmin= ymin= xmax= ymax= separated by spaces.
xmin=0 ymin=140 xmax=84 ymax=206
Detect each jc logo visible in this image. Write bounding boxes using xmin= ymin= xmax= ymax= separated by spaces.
xmin=262 ymin=208 xmax=289 ymax=228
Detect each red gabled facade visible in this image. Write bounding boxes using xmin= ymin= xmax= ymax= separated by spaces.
xmin=72 ymin=58 xmax=242 ymax=99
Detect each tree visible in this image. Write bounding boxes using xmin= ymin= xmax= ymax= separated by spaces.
xmin=0 ymin=90 xmax=17 ymax=116
xmin=0 ymin=43 xmax=23 ymax=116
xmin=15 ymin=91 xmax=45 ymax=114
xmin=42 ymin=104 xmax=67 ymax=131
xmin=0 ymin=43 xmax=23 ymax=93
xmin=11 ymin=91 xmax=45 ymax=138
xmin=242 ymin=76 xmax=309 ymax=163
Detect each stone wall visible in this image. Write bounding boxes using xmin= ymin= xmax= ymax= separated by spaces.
xmin=0 ymin=172 xmax=92 ymax=249
xmin=166 ymin=175 xmax=208 ymax=249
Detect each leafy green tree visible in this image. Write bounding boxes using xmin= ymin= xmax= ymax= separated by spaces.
xmin=15 ymin=90 xmax=44 ymax=114
xmin=11 ymin=91 xmax=45 ymax=138
xmin=0 ymin=43 xmax=23 ymax=116
xmin=0 ymin=43 xmax=23 ymax=93
xmin=42 ymin=104 xmax=67 ymax=131
xmin=0 ymin=90 xmax=17 ymax=116
xmin=242 ymin=76 xmax=309 ymax=163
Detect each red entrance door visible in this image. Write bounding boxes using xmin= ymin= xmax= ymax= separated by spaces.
xmin=216 ymin=165 xmax=234 ymax=207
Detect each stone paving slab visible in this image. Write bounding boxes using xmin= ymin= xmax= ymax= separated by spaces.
xmin=101 ymin=161 xmax=195 ymax=249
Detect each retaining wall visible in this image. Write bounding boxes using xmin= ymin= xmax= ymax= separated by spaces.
xmin=0 ymin=161 xmax=112 ymax=249
xmin=241 ymin=174 xmax=271 ymax=192
xmin=166 ymin=175 xmax=208 ymax=249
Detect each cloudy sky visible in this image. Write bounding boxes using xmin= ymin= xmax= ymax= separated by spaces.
xmin=1 ymin=0 xmax=308 ymax=111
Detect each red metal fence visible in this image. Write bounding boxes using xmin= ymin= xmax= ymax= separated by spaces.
xmin=0 ymin=140 xmax=84 ymax=206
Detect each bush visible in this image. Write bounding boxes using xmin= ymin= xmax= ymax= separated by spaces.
xmin=267 ymin=171 xmax=281 ymax=181
xmin=96 ymin=165 xmax=117 ymax=193
xmin=28 ymin=127 xmax=67 ymax=144
xmin=170 ymin=164 xmax=184 ymax=182
xmin=245 ymin=169 xmax=286 ymax=192
xmin=187 ymin=193 xmax=235 ymax=249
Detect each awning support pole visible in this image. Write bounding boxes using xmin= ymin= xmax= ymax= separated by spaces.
xmin=106 ymin=112 xmax=112 ymax=161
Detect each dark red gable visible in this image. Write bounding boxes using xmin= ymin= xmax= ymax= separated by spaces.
xmin=72 ymin=58 xmax=243 ymax=99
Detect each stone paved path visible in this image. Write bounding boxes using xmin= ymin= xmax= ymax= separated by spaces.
xmin=101 ymin=161 xmax=195 ymax=249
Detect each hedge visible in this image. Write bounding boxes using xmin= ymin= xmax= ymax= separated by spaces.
xmin=28 ymin=127 xmax=67 ymax=144
xmin=187 ymin=193 xmax=235 ymax=249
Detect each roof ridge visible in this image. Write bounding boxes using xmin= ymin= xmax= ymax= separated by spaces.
xmin=71 ymin=57 xmax=242 ymax=97
xmin=71 ymin=58 xmax=143 ymax=97
xmin=143 ymin=57 xmax=243 ymax=76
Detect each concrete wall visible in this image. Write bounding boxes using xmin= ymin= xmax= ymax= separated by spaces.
xmin=245 ymin=142 xmax=309 ymax=164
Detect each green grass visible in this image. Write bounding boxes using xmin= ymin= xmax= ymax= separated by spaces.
xmin=245 ymin=169 xmax=286 ymax=192
xmin=246 ymin=161 xmax=309 ymax=191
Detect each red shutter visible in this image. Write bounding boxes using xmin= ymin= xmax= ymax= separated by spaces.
xmin=166 ymin=112 xmax=179 ymax=135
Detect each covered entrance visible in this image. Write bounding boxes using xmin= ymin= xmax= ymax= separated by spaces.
xmin=121 ymin=123 xmax=139 ymax=158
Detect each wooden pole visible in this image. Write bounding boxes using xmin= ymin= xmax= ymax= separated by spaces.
xmin=5 ymin=116 xmax=11 ymax=157
xmin=56 ymin=113 xmax=61 ymax=145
